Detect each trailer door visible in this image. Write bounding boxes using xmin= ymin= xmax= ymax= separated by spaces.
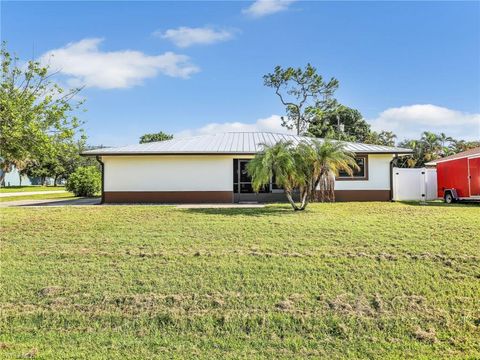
xmin=469 ymin=157 xmax=480 ymax=196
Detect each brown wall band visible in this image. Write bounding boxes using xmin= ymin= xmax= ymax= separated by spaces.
xmin=103 ymin=190 xmax=390 ymax=203
xmin=104 ymin=191 xmax=234 ymax=203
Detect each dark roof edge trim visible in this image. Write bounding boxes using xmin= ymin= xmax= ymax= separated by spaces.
xmin=82 ymin=151 xmax=412 ymax=157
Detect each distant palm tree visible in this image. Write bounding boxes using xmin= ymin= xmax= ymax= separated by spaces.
xmin=247 ymin=139 xmax=358 ymax=210
xmin=438 ymin=132 xmax=453 ymax=148
xmin=398 ymin=139 xmax=421 ymax=168
xmin=437 ymin=132 xmax=454 ymax=156
xmin=377 ymin=131 xmax=397 ymax=147
xmin=451 ymin=139 xmax=480 ymax=153
xmin=420 ymin=132 xmax=442 ymax=162
xmin=398 ymin=133 xmax=479 ymax=168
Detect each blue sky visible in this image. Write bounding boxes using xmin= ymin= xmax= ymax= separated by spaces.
xmin=2 ymin=1 xmax=479 ymax=146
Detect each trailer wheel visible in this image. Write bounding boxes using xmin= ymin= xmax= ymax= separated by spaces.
xmin=444 ymin=192 xmax=454 ymax=204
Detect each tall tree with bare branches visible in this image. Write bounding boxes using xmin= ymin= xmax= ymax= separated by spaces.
xmin=263 ymin=64 xmax=339 ymax=135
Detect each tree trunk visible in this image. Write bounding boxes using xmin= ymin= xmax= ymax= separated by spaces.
xmin=54 ymin=174 xmax=59 ymax=186
xmin=329 ymin=173 xmax=335 ymax=202
xmin=0 ymin=163 xmax=12 ymax=187
xmin=298 ymin=189 xmax=309 ymax=210
xmin=327 ymin=172 xmax=335 ymax=202
xmin=312 ymin=178 xmax=321 ymax=202
xmin=285 ymin=190 xmax=300 ymax=211
xmin=317 ymin=176 xmax=325 ymax=202
xmin=317 ymin=172 xmax=336 ymax=203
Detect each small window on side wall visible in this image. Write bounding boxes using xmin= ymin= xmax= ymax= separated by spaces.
xmin=336 ymin=155 xmax=368 ymax=180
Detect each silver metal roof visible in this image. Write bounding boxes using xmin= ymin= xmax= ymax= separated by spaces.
xmin=83 ymin=132 xmax=412 ymax=155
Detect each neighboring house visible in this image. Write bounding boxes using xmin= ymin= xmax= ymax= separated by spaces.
xmin=0 ymin=166 xmax=53 ymax=187
xmin=82 ymin=132 xmax=412 ymax=203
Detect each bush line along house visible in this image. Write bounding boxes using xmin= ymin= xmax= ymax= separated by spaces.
xmin=83 ymin=132 xmax=412 ymax=203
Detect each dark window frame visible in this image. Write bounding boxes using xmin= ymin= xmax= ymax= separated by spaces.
xmin=336 ymin=155 xmax=369 ymax=181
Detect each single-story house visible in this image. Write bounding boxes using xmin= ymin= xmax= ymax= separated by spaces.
xmin=0 ymin=165 xmax=54 ymax=187
xmin=82 ymin=132 xmax=412 ymax=203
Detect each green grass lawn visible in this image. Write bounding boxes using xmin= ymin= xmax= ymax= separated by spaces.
xmin=0 ymin=202 xmax=479 ymax=359
xmin=0 ymin=185 xmax=65 ymax=193
xmin=0 ymin=192 xmax=76 ymax=203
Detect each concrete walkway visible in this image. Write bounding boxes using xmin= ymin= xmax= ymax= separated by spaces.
xmin=1 ymin=198 xmax=265 ymax=208
xmin=0 ymin=197 xmax=101 ymax=207
xmin=0 ymin=190 xmax=66 ymax=198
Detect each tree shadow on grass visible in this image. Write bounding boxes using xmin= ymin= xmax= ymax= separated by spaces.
xmin=18 ymin=197 xmax=101 ymax=207
xmin=182 ymin=205 xmax=297 ymax=217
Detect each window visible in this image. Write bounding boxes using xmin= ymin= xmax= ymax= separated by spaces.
xmin=337 ymin=155 xmax=368 ymax=180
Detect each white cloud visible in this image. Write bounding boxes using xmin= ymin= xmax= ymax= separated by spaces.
xmin=176 ymin=115 xmax=296 ymax=138
xmin=370 ymin=104 xmax=480 ymax=141
xmin=177 ymin=106 xmax=480 ymax=142
xmin=242 ymin=0 xmax=296 ymax=18
xmin=155 ymin=26 xmax=235 ymax=48
xmin=39 ymin=38 xmax=200 ymax=89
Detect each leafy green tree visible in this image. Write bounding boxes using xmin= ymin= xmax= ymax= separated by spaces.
xmin=139 ymin=131 xmax=173 ymax=144
xmin=396 ymin=139 xmax=422 ymax=168
xmin=307 ymin=105 xmax=372 ymax=142
xmin=395 ymin=132 xmax=479 ymax=168
xmin=400 ymin=131 xmax=442 ymax=167
xmin=0 ymin=43 xmax=83 ymax=185
xmin=23 ymin=136 xmax=93 ymax=185
xmin=364 ymin=130 xmax=397 ymax=147
xmin=450 ymin=139 xmax=480 ymax=153
xmin=263 ymin=64 xmax=339 ymax=135
xmin=247 ymin=139 xmax=357 ymax=210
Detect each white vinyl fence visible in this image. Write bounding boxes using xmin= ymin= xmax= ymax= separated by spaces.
xmin=392 ymin=167 xmax=438 ymax=201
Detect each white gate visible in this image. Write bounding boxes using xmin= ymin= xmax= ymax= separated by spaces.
xmin=425 ymin=168 xmax=438 ymax=200
xmin=392 ymin=167 xmax=437 ymax=201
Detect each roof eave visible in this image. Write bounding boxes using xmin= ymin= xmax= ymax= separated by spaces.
xmin=82 ymin=150 xmax=413 ymax=156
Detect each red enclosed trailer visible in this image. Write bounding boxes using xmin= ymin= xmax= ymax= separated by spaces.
xmin=426 ymin=147 xmax=480 ymax=203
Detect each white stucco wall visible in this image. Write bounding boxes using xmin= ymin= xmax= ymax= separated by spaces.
xmin=334 ymin=154 xmax=393 ymax=190
xmin=103 ymin=155 xmax=233 ymax=192
xmin=102 ymin=153 xmax=393 ymax=192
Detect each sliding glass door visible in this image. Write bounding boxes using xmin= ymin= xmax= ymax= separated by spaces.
xmin=233 ymin=159 xmax=282 ymax=202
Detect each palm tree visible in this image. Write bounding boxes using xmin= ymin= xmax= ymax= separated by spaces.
xmin=247 ymin=141 xmax=308 ymax=210
xmin=436 ymin=132 xmax=454 ymax=157
xmin=309 ymin=139 xmax=358 ymax=202
xmin=420 ymin=131 xmax=442 ymax=162
xmin=438 ymin=132 xmax=453 ymax=148
xmin=246 ymin=139 xmax=358 ymax=210
xmin=398 ymin=139 xmax=421 ymax=168
xmin=377 ymin=131 xmax=397 ymax=147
